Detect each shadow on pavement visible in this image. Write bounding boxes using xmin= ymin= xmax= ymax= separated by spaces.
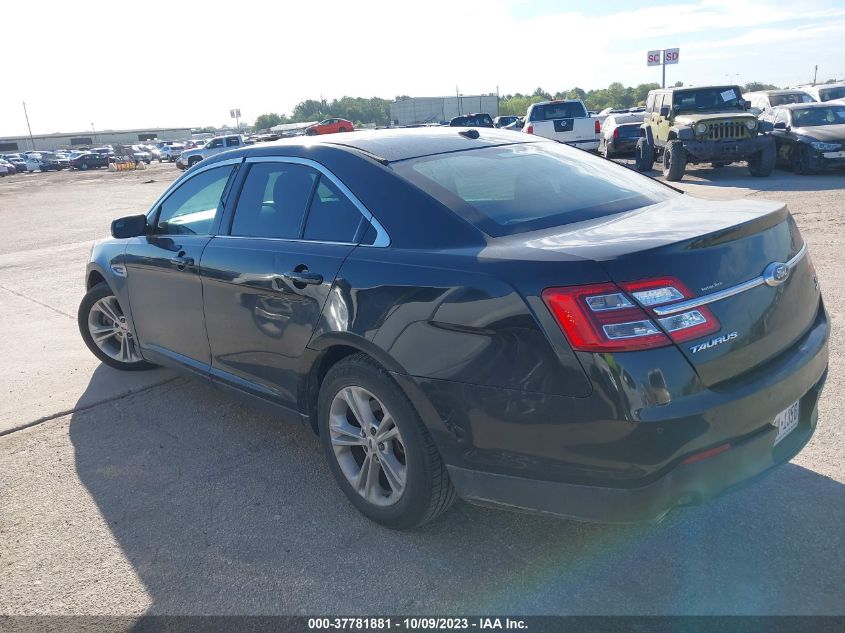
xmin=69 ymin=364 xmax=845 ymax=615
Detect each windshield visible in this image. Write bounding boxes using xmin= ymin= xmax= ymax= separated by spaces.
xmin=529 ymin=102 xmax=587 ymax=121
xmin=819 ymin=86 xmax=845 ymax=101
xmin=393 ymin=142 xmax=678 ymax=237
xmin=792 ymin=105 xmax=845 ymax=127
xmin=674 ymin=87 xmax=745 ymax=112
xmin=770 ymin=92 xmax=816 ymax=106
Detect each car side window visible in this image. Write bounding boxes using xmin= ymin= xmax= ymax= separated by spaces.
xmin=225 ymin=137 xmax=240 ymax=147
xmin=230 ymin=162 xmax=317 ymax=239
xmin=303 ymin=175 xmax=364 ymax=243
xmin=208 ymin=138 xmax=224 ymax=149
xmin=645 ymin=94 xmax=655 ymax=113
xmin=774 ymin=110 xmax=789 ymax=126
xmin=156 ymin=165 xmax=234 ymax=236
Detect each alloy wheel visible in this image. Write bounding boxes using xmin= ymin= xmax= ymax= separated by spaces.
xmin=329 ymin=386 xmax=407 ymax=506
xmin=87 ymin=296 xmax=142 ymax=364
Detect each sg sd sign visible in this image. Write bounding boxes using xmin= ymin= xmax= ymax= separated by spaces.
xmin=664 ymin=48 xmax=680 ymax=64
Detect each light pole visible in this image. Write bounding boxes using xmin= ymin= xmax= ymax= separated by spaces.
xmin=22 ymin=101 xmax=36 ymax=151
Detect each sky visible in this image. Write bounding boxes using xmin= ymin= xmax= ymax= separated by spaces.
xmin=2 ymin=0 xmax=844 ymax=136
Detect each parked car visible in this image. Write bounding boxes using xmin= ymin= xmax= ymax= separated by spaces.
xmin=78 ymin=127 xmax=828 ymax=529
xmin=176 ymin=135 xmax=244 ymax=170
xmin=796 ymin=82 xmax=845 ymax=103
xmin=502 ymin=117 xmax=524 ymax=131
xmin=70 ymin=153 xmax=110 ymax=170
xmin=493 ymin=115 xmax=520 ymax=128
xmin=744 ymin=90 xmax=816 ymax=115
xmin=159 ymin=143 xmax=185 ymax=163
xmin=760 ymin=102 xmax=845 ymax=174
xmin=635 ymin=85 xmax=776 ymax=180
xmin=522 ymin=99 xmax=599 ymax=151
xmin=131 ymin=146 xmax=153 ymax=163
xmin=599 ymin=113 xmax=644 ymax=158
xmin=449 ymin=113 xmax=495 ymax=128
xmin=305 ymin=118 xmax=355 ymax=135
xmin=0 ymin=160 xmax=12 ymax=176
xmin=25 ymin=152 xmax=66 ymax=172
xmin=1 ymin=154 xmax=27 ymax=173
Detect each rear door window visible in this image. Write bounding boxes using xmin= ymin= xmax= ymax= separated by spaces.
xmin=394 ymin=142 xmax=677 ymax=237
xmin=229 ymin=162 xmax=317 ymax=239
xmin=303 ymin=176 xmax=364 ymax=243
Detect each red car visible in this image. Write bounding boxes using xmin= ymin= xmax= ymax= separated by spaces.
xmin=305 ymin=118 xmax=354 ymax=135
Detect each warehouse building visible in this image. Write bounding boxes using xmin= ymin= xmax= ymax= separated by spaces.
xmin=0 ymin=127 xmax=194 ymax=152
xmin=389 ymin=96 xmax=499 ymax=126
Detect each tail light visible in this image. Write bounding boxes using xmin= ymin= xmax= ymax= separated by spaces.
xmin=542 ymin=276 xmax=721 ymax=352
xmin=526 ymin=125 xmax=534 ymax=134
xmin=613 ymin=128 xmax=619 ymax=140
xmin=594 ymin=119 xmax=601 ymax=133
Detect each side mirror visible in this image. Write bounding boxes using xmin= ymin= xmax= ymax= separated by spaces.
xmin=111 ymin=214 xmax=148 ymax=239
xmin=743 ymin=100 xmax=752 ymax=110
xmin=659 ymin=106 xmax=670 ymax=117
xmin=773 ymin=122 xmax=787 ymax=130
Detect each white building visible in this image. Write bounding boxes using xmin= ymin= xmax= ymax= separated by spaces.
xmin=389 ymin=96 xmax=499 ymax=126
xmin=0 ymin=127 xmax=195 ymax=153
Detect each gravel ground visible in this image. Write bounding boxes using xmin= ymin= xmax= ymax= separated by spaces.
xmin=1 ymin=159 xmax=843 ymax=616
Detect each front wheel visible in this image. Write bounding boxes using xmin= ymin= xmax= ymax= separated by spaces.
xmin=318 ymin=354 xmax=456 ymax=529
xmin=790 ymin=144 xmax=815 ymax=175
xmin=748 ymin=138 xmax=776 ymax=177
xmin=188 ymin=157 xmax=202 ymax=168
xmin=662 ymin=140 xmax=687 ymax=181
xmin=634 ymin=138 xmax=654 ymax=171
xmin=78 ymin=283 xmax=155 ymax=371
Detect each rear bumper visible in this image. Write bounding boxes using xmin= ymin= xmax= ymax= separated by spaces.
xmin=399 ymin=300 xmax=829 ymax=523
xmin=683 ymin=135 xmax=771 ymax=160
xmin=448 ymin=370 xmax=825 ymax=523
xmin=566 ymin=139 xmax=599 ymax=151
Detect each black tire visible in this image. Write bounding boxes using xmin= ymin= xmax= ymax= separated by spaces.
xmin=338 ymin=126 xmax=347 ymax=133
xmin=318 ymin=354 xmax=457 ymax=529
xmin=188 ymin=157 xmax=202 ymax=168
xmin=748 ymin=137 xmax=776 ymax=177
xmin=790 ymin=144 xmax=815 ymax=175
xmin=78 ymin=282 xmax=155 ymax=371
xmin=662 ymin=139 xmax=687 ymax=181
xmin=158 ymin=157 xmax=162 ymax=163
xmin=634 ymin=138 xmax=654 ymax=171
xmin=306 ymin=128 xmax=317 ymax=136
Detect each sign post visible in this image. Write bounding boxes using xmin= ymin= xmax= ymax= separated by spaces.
xmin=230 ymin=108 xmax=241 ymax=129
xmin=647 ymin=49 xmax=679 ymax=88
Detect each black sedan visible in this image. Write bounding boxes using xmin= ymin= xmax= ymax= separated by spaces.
xmin=762 ymin=102 xmax=845 ymax=173
xmin=71 ymin=153 xmax=110 ymax=170
xmin=78 ymin=128 xmax=829 ymax=529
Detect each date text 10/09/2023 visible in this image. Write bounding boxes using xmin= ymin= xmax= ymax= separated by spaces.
xmin=307 ymin=618 xmax=528 ymax=630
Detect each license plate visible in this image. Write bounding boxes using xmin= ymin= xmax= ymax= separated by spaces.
xmin=822 ymin=150 xmax=845 ymax=158
xmin=772 ymin=400 xmax=800 ymax=445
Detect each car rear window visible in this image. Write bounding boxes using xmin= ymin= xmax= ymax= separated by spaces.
xmin=393 ymin=142 xmax=677 ymax=237
xmin=529 ymin=102 xmax=587 ymax=121
xmin=616 ymin=124 xmax=641 ymax=137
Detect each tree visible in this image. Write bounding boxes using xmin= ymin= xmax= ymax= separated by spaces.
xmin=744 ymin=81 xmax=779 ymax=92
xmin=253 ymin=113 xmax=285 ymax=131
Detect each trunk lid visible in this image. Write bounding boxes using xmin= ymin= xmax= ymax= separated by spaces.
xmin=522 ymin=196 xmax=821 ymax=386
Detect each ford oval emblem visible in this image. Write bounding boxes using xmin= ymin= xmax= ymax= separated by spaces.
xmin=763 ymin=262 xmax=790 ymax=287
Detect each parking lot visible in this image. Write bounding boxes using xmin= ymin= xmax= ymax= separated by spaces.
xmin=1 ymin=160 xmax=844 ymax=615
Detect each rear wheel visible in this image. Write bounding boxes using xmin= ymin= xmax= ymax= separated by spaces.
xmin=662 ymin=140 xmax=687 ymax=181
xmin=78 ymin=283 xmax=155 ymax=371
xmin=634 ymin=138 xmax=654 ymax=171
xmin=318 ymin=354 xmax=456 ymax=529
xmin=338 ymin=126 xmax=347 ymax=132
xmin=790 ymin=144 xmax=815 ymax=175
xmin=748 ymin=137 xmax=776 ymax=177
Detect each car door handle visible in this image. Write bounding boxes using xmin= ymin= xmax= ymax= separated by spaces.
xmin=283 ymin=271 xmax=323 ymax=286
xmin=169 ymin=255 xmax=194 ymax=268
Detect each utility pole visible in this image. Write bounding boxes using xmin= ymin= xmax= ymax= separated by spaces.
xmin=456 ymin=85 xmax=461 ymax=115
xmin=22 ymin=101 xmax=36 ymax=151
xmin=813 ymin=65 xmax=818 ymax=85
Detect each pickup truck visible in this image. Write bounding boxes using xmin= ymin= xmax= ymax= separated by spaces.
xmin=176 ymin=135 xmax=245 ymax=170
xmin=522 ymin=99 xmax=600 ymax=151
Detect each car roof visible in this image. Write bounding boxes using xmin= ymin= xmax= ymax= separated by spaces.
xmin=243 ymin=127 xmax=543 ymax=163
xmin=774 ymin=102 xmax=844 ymax=110
xmin=745 ymin=89 xmax=811 ymax=96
